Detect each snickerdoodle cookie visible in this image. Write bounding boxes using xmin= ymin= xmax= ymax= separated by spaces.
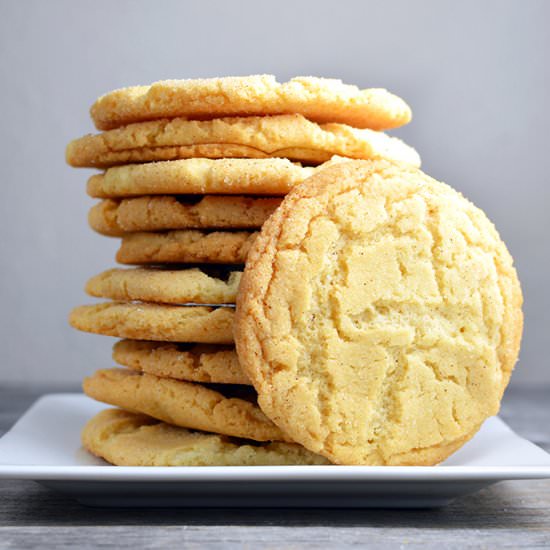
xmin=234 ymin=160 xmax=523 ymax=465
xmin=90 ymin=75 xmax=411 ymax=131
xmin=89 ymin=196 xmax=281 ymax=236
xmin=70 ymin=302 xmax=234 ymax=343
xmin=83 ymin=408 xmax=329 ymax=466
xmin=86 ymin=267 xmax=241 ymax=304
xmin=83 ymin=368 xmax=289 ymax=441
xmin=66 ymin=114 xmax=420 ymax=168
xmin=113 ymin=340 xmax=248 ymax=385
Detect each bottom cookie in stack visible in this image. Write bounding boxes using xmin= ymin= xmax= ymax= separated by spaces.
xmin=83 ymin=409 xmax=329 ymax=466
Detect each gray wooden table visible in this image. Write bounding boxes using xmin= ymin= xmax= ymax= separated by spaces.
xmin=0 ymin=385 xmax=549 ymax=549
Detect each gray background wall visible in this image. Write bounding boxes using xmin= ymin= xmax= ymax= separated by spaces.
xmin=0 ymin=0 xmax=548 ymax=386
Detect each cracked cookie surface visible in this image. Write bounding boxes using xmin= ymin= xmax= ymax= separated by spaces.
xmin=82 ymin=408 xmax=329 ymax=466
xmin=234 ymin=160 xmax=523 ymax=465
xmin=90 ymin=74 xmax=411 ymax=132
xmin=83 ymin=368 xmax=290 ymax=442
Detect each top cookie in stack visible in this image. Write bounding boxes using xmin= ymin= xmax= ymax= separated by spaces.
xmin=67 ymin=75 xmax=419 ymax=466
xmin=88 ymin=74 xmax=413 ymax=130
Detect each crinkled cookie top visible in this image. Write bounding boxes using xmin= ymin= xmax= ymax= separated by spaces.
xmin=235 ymin=160 xmax=523 ymax=465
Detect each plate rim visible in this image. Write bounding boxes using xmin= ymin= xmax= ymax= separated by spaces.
xmin=1 ymin=393 xmax=550 ymax=483
xmin=1 ymin=464 xmax=550 ymax=482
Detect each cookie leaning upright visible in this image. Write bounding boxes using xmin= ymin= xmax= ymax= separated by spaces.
xmin=234 ymin=160 xmax=523 ymax=466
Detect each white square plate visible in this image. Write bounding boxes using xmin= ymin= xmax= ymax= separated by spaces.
xmin=1 ymin=394 xmax=549 ymax=508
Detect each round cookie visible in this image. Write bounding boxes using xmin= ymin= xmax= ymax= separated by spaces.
xmin=113 ymin=340 xmax=249 ymax=385
xmin=82 ymin=408 xmax=330 ymax=466
xmin=83 ymin=368 xmax=290 ymax=442
xmin=65 ymin=114 xmax=421 ymax=168
xmin=90 ymin=74 xmax=411 ymax=131
xmin=70 ymin=302 xmax=234 ymax=343
xmin=87 ymin=158 xmax=316 ymax=198
xmin=89 ymin=196 xmax=281 ymax=236
xmin=116 ymin=230 xmax=257 ymax=265
xmin=234 ymin=160 xmax=523 ymax=466
xmin=86 ymin=267 xmax=242 ymax=304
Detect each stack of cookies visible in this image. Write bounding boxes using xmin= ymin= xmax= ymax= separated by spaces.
xmin=66 ymin=75 xmax=418 ymax=466
xmin=67 ymin=75 xmax=522 ymax=467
